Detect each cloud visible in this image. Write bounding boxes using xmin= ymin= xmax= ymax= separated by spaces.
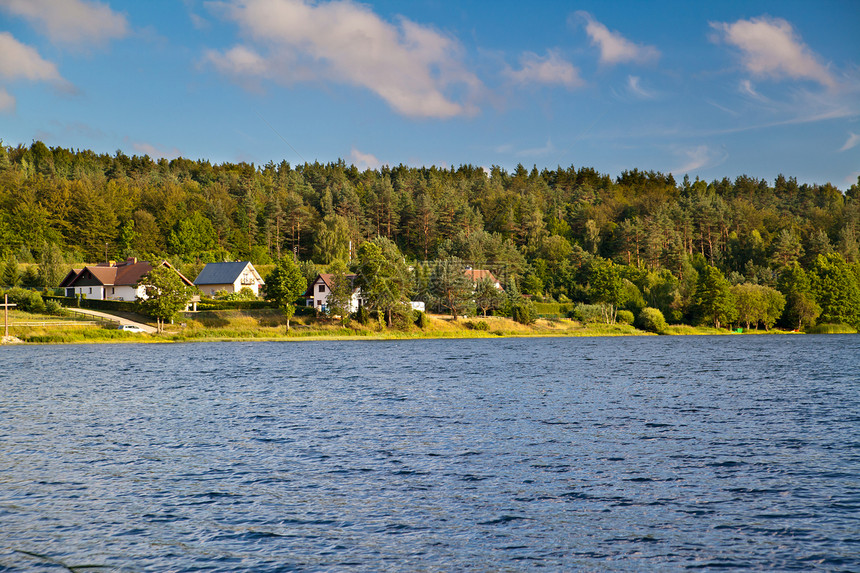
xmin=738 ymin=79 xmax=768 ymax=101
xmin=505 ymin=50 xmax=584 ymax=88
xmin=207 ymin=45 xmax=270 ymax=77
xmin=627 ymin=75 xmax=654 ymax=99
xmin=0 ymin=32 xmax=68 ymax=112
xmin=840 ymin=132 xmax=860 ymax=152
xmin=577 ymin=12 xmax=659 ymax=65
xmin=0 ymin=32 xmax=62 ymax=81
xmin=0 ymin=87 xmax=14 ymax=112
xmin=131 ymin=141 xmax=182 ymax=159
xmin=711 ymin=16 xmax=835 ymax=89
xmin=0 ymin=0 xmax=128 ymax=46
xmin=673 ymin=145 xmax=727 ymax=174
xmin=517 ymin=138 xmax=555 ymax=157
xmin=349 ymin=147 xmax=382 ymax=170
xmin=207 ymin=0 xmax=482 ymax=119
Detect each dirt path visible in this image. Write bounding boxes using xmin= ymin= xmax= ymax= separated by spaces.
xmin=65 ymin=308 xmax=158 ymax=334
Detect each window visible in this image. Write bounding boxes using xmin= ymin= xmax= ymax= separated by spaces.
xmin=88 ymin=287 xmax=92 ymax=294
xmin=317 ymin=300 xmax=322 ymax=306
xmin=318 ymin=284 xmax=325 ymax=293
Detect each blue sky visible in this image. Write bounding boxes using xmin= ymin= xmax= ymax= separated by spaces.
xmin=1 ymin=0 xmax=858 ymax=188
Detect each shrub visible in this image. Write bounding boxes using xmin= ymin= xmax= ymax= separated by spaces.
xmin=636 ymin=307 xmax=668 ymax=334
xmin=354 ymin=306 xmax=371 ymax=325
xmin=512 ymin=299 xmax=537 ymax=325
xmin=466 ymin=320 xmax=489 ymax=331
xmin=414 ymin=310 xmax=429 ymax=329
xmin=570 ymin=303 xmax=603 ymax=323
xmin=44 ymin=299 xmax=64 ymax=315
xmin=4 ymin=287 xmax=46 ymax=314
xmin=616 ymin=309 xmax=634 ymax=325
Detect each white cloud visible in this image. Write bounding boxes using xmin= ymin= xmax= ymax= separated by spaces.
xmin=506 ymin=50 xmax=583 ymax=88
xmin=0 ymin=0 xmax=128 ymax=46
xmin=577 ymin=12 xmax=659 ymax=65
xmin=627 ymin=75 xmax=654 ymax=99
xmin=517 ymin=138 xmax=555 ymax=157
xmin=738 ymin=79 xmax=768 ymax=101
xmin=349 ymin=147 xmax=382 ymax=170
xmin=673 ymin=145 xmax=727 ymax=174
xmin=711 ymin=16 xmax=835 ymax=89
xmin=840 ymin=132 xmax=860 ymax=152
xmin=0 ymin=32 xmax=67 ymax=113
xmin=132 ymin=142 xmax=182 ymax=159
xmin=0 ymin=32 xmax=62 ymax=81
xmin=207 ymin=45 xmax=270 ymax=77
xmin=0 ymin=87 xmax=15 ymax=112
xmin=207 ymin=0 xmax=482 ymax=119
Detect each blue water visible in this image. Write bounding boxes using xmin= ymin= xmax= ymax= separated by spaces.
xmin=1 ymin=336 xmax=858 ymax=571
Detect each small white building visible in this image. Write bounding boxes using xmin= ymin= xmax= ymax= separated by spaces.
xmin=194 ymin=261 xmax=265 ymax=297
xmin=59 ymin=258 xmax=194 ymax=301
xmin=303 ymin=273 xmax=363 ymax=313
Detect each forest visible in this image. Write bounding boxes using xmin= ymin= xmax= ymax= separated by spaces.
xmin=1 ymin=140 xmax=859 ymax=331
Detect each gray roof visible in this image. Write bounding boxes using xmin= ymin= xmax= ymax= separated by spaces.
xmin=194 ymin=261 xmax=255 ymax=285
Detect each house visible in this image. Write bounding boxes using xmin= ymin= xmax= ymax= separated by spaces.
xmin=303 ymin=273 xmax=363 ymax=313
xmin=59 ymin=257 xmax=194 ymax=301
xmin=194 ymin=261 xmax=265 ymax=297
xmin=464 ymin=269 xmax=503 ymax=290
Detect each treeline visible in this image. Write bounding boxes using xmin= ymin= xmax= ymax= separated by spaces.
xmin=1 ymin=140 xmax=859 ymax=330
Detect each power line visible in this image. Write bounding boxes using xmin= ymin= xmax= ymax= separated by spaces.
xmin=254 ymin=111 xmax=306 ymax=164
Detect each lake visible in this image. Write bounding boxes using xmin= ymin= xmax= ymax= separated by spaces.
xmin=1 ymin=335 xmax=858 ymax=571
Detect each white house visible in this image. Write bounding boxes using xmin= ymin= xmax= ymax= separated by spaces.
xmin=303 ymin=273 xmax=363 ymax=313
xmin=194 ymin=261 xmax=265 ymax=297
xmin=59 ymin=258 xmax=194 ymax=301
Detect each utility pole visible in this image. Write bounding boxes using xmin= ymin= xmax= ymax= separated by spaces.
xmin=2 ymin=294 xmax=16 ymax=338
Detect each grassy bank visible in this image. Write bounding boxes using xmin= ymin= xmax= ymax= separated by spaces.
xmin=3 ymin=306 xmax=815 ymax=344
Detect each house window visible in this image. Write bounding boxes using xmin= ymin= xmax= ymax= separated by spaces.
xmin=318 ymin=284 xmax=325 ymax=293
xmin=317 ymin=300 xmax=322 ymax=306
xmin=111 ymin=287 xmax=115 ymax=294
xmin=88 ymin=287 xmax=92 ymax=294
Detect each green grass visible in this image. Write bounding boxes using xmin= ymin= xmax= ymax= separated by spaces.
xmin=805 ymin=323 xmax=857 ymax=334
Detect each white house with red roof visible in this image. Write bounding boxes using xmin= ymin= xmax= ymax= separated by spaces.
xmin=303 ymin=273 xmax=363 ymax=313
xmin=59 ymin=257 xmax=194 ymax=301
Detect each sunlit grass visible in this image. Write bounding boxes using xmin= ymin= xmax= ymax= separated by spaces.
xmin=806 ymin=323 xmax=857 ymax=334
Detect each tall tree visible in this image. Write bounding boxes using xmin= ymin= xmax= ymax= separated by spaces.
xmin=137 ymin=265 xmax=196 ymax=332
xmin=430 ymin=258 xmax=474 ymax=318
xmin=809 ymin=253 xmax=860 ymax=328
xmin=263 ymin=255 xmax=306 ymax=330
xmin=694 ymin=265 xmax=737 ymax=329
xmin=354 ymin=237 xmax=411 ymax=326
xmin=474 ymin=275 xmax=505 ymax=317
xmin=777 ymin=262 xmax=821 ymax=330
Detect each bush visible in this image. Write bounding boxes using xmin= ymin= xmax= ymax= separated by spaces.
xmin=512 ymin=299 xmax=537 ymax=325
xmin=414 ymin=310 xmax=429 ymax=329
xmin=636 ymin=307 xmax=668 ymax=334
xmin=616 ymin=309 xmax=634 ymax=325
xmin=354 ymin=306 xmax=371 ymax=326
xmin=570 ymin=303 xmax=603 ymax=323
xmin=465 ymin=320 xmax=489 ymax=331
xmin=44 ymin=299 xmax=64 ymax=315
xmin=4 ymin=287 xmax=46 ymax=314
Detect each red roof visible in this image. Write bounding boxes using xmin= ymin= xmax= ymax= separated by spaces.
xmin=464 ymin=269 xmax=499 ymax=283
xmin=302 ymin=273 xmax=358 ymax=297
xmin=61 ymin=258 xmax=193 ymax=288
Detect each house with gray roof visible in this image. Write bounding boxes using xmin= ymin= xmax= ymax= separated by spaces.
xmin=194 ymin=261 xmax=264 ymax=297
